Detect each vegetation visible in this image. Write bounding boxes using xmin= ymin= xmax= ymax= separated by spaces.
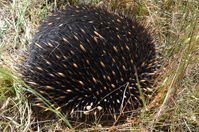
xmin=0 ymin=0 xmax=198 ymax=131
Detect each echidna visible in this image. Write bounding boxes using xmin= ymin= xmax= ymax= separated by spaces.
xmin=22 ymin=5 xmax=159 ymax=118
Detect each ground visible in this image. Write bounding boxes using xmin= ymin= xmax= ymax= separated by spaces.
xmin=0 ymin=0 xmax=198 ymax=131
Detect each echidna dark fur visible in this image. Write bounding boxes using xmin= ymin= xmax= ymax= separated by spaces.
xmin=22 ymin=5 xmax=159 ymax=118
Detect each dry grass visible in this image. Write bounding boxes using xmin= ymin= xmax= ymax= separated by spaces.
xmin=0 ymin=0 xmax=198 ymax=131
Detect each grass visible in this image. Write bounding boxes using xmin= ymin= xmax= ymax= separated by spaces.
xmin=0 ymin=0 xmax=198 ymax=131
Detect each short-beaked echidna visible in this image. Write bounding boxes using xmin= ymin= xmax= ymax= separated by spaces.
xmin=22 ymin=5 xmax=159 ymax=118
